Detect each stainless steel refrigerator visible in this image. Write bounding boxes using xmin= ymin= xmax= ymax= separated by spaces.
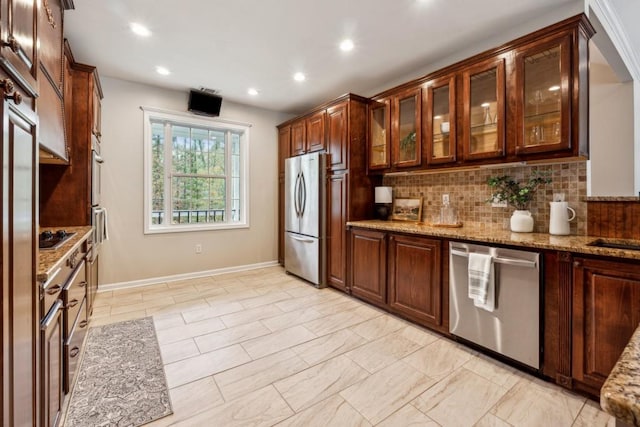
xmin=284 ymin=152 xmax=326 ymax=287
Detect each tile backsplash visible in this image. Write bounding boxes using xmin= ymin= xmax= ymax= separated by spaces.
xmin=383 ymin=161 xmax=587 ymax=235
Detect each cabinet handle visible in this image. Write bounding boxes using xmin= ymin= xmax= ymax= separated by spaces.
xmin=79 ymin=281 xmax=87 ymax=288
xmin=2 ymin=37 xmax=20 ymax=53
xmin=0 ymin=79 xmax=14 ymax=93
xmin=5 ymin=91 xmax=22 ymax=105
xmin=69 ymin=347 xmax=80 ymax=358
xmin=95 ymin=131 xmax=102 ymax=138
xmin=46 ymin=284 xmax=62 ymax=295
xmin=79 ymin=320 xmax=88 ymax=329
xmin=41 ymin=300 xmax=63 ymax=330
xmin=68 ymin=299 xmax=79 ymax=308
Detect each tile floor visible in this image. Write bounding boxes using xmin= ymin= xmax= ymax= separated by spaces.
xmin=80 ymin=266 xmax=615 ymax=427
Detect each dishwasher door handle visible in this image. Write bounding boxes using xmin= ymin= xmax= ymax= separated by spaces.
xmin=450 ymin=248 xmax=537 ymax=269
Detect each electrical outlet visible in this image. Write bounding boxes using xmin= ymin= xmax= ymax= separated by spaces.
xmin=195 ymin=244 xmax=202 ymax=254
xmin=442 ymin=194 xmax=450 ymax=204
xmin=491 ymin=197 xmax=508 ymax=208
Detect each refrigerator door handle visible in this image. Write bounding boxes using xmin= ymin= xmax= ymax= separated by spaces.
xmin=300 ymin=172 xmax=307 ymax=216
xmin=290 ymin=235 xmax=315 ymax=243
xmin=294 ymin=172 xmax=301 ymax=217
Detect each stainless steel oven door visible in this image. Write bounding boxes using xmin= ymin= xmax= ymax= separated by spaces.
xmin=91 ymin=142 xmax=103 ymax=206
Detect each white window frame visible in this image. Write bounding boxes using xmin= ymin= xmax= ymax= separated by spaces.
xmin=142 ymin=106 xmax=250 ymax=234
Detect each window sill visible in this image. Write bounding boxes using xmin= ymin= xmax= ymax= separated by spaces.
xmin=144 ymin=222 xmax=249 ymax=235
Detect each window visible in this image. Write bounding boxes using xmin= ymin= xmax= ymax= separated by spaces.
xmin=143 ymin=107 xmax=250 ymax=233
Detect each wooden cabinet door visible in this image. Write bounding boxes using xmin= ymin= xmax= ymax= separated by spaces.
xmin=278 ymin=125 xmax=291 ymax=173
xmin=0 ymin=0 xmax=38 ymax=90
xmin=327 ymin=102 xmax=348 ymax=171
xmin=327 ymin=172 xmax=347 ymax=292
xmin=306 ymin=110 xmax=326 ymax=153
xmin=41 ymin=302 xmax=63 ymax=427
xmin=392 ymin=87 xmax=421 ymax=168
xmin=290 ymin=120 xmax=306 ymax=156
xmin=1 ymin=86 xmax=39 ymax=426
xmin=425 ymin=74 xmax=456 ymax=165
xmin=514 ymin=34 xmax=572 ymax=156
xmin=573 ymin=257 xmax=640 ymax=393
xmin=368 ymin=98 xmax=390 ymax=170
xmin=92 ymin=81 xmax=102 ymax=139
xmin=277 ymin=125 xmax=290 ymax=265
xmin=350 ymin=228 xmax=386 ymax=306
xmin=388 ymin=234 xmax=442 ymax=326
xmin=461 ymin=57 xmax=506 ymax=161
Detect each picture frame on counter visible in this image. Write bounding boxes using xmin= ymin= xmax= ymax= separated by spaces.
xmin=391 ymin=197 xmax=423 ymax=222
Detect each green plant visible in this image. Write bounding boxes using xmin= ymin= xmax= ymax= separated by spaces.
xmin=486 ymin=171 xmax=552 ymax=210
xmin=399 ymin=131 xmax=416 ymax=156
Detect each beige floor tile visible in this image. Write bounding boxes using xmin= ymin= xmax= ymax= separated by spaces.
xmin=172 ymin=288 xmax=226 ymax=303
xmin=313 ymin=298 xmax=364 ymax=316
xmin=463 ymin=353 xmax=523 ymax=389
xmin=141 ymin=285 xmax=198 ymax=300
xmin=397 ymin=324 xmax=441 ymax=346
xmin=238 ymin=291 xmax=292 ymax=309
xmin=352 ymin=303 xmax=386 ymax=320
xmin=376 ymin=404 xmax=439 ymax=427
xmin=181 ymin=301 xmax=244 ymax=323
xmin=490 ymin=377 xmax=586 ymax=427
xmin=403 ymin=338 xmax=475 ymax=381
xmin=93 ymin=292 xmax=144 ymax=307
xmin=89 ymin=309 xmax=147 ymax=326
xmin=159 ymin=338 xmax=200 ymax=364
xmin=274 ymin=355 xmax=370 ymax=412
xmin=241 ymin=325 xmax=316 ymax=359
xmin=303 ymin=310 xmax=368 ymax=336
xmin=283 ymin=284 xmax=322 ymax=299
xmin=164 ymin=344 xmax=251 ymax=388
xmin=220 ymin=303 xmax=284 ymax=328
xmin=275 ymin=292 xmax=340 ymax=313
xmin=214 ymin=349 xmax=308 ymax=401
xmin=573 ymin=400 xmax=615 ymax=427
xmin=155 ymin=316 xmax=226 ymax=345
xmin=412 ymin=368 xmax=508 ymax=427
xmin=109 ymin=296 xmax=175 ymax=315
xmin=172 ymin=385 xmax=293 ymax=427
xmin=145 ymin=376 xmax=225 ymax=427
xmin=194 ymin=320 xmax=271 ymax=353
xmin=276 ymin=395 xmax=372 ymax=427
xmin=145 ymin=298 xmax=210 ymax=316
xmin=152 ymin=313 xmax=185 ymax=331
xmin=205 ymin=288 xmax=261 ymax=306
xmin=89 ymin=305 xmax=111 ymax=318
xmin=291 ymin=328 xmax=368 ymax=366
xmin=345 ymin=332 xmax=424 ymax=373
xmin=261 ymin=306 xmax=325 ymax=332
xmin=340 ymin=360 xmax=435 ymax=425
xmin=349 ymin=314 xmax=407 ymax=341
xmin=474 ymin=413 xmax=513 ymax=427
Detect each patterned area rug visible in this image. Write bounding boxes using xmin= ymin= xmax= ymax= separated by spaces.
xmin=64 ymin=317 xmax=172 ymax=427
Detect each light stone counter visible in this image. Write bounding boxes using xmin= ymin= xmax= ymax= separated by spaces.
xmin=37 ymin=225 xmax=93 ymax=282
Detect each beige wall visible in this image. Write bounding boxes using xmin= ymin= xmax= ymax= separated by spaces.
xmin=99 ymin=77 xmax=290 ymax=285
xmin=588 ymin=44 xmax=635 ymax=196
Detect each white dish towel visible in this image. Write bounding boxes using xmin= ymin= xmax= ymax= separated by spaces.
xmin=468 ymin=252 xmax=495 ymax=312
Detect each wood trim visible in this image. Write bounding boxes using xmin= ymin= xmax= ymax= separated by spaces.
xmin=277 ymin=93 xmax=369 ymax=128
xmin=587 ymin=201 xmax=640 ymax=239
xmin=556 ymin=251 xmax=573 ymax=388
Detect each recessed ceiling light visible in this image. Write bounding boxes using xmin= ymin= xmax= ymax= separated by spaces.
xmin=155 ymin=66 xmax=170 ymax=76
xmin=294 ymin=72 xmax=306 ymax=82
xmin=248 ymin=88 xmax=259 ymax=96
xmin=548 ymin=85 xmax=561 ymax=92
xmin=130 ymin=22 xmax=151 ymax=37
xmin=340 ymin=39 xmax=354 ymax=52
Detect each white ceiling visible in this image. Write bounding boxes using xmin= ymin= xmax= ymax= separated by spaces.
xmin=65 ymin=0 xmax=599 ymax=114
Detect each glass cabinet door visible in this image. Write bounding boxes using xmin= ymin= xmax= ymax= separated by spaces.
xmin=462 ymin=57 xmax=505 ymax=161
xmin=369 ymin=98 xmax=390 ymax=170
xmin=515 ymin=35 xmax=571 ymax=155
xmin=425 ymin=75 xmax=456 ymax=165
xmin=392 ymin=87 xmax=421 ymax=167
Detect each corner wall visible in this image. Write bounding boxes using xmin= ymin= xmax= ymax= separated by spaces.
xmin=99 ymin=77 xmax=290 ymax=285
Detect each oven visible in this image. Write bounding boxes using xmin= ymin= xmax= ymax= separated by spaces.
xmin=91 ymin=136 xmax=103 ymax=207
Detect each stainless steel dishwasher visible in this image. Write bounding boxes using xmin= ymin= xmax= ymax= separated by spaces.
xmin=449 ymin=241 xmax=541 ymax=370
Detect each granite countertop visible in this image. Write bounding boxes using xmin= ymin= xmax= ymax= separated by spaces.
xmin=38 ymin=226 xmax=93 ymax=282
xmin=347 ymin=220 xmax=640 ymax=260
xmin=601 ymin=324 xmax=640 ymax=426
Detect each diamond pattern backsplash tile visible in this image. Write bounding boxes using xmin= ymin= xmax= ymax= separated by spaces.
xmin=383 ymin=162 xmax=587 ymax=235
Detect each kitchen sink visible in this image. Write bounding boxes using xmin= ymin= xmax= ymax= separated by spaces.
xmin=587 ymin=238 xmax=640 ymax=251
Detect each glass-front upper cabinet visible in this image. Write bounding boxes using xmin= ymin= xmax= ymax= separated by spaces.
xmin=392 ymin=87 xmax=421 ymax=168
xmin=425 ymin=75 xmax=456 ymax=165
xmin=462 ymin=57 xmax=505 ymax=161
xmin=369 ymin=98 xmax=390 ymax=170
xmin=515 ymin=35 xmax=571 ymax=155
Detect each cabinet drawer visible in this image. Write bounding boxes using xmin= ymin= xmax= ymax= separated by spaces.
xmin=42 ymin=264 xmax=72 ymax=316
xmin=64 ymin=298 xmax=88 ymax=393
xmin=63 ymin=261 xmax=87 ymax=338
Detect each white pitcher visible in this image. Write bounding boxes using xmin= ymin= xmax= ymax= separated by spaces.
xmin=549 ymin=201 xmax=576 ymax=235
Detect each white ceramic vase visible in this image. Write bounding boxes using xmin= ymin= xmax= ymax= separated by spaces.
xmin=510 ymin=209 xmax=534 ymax=232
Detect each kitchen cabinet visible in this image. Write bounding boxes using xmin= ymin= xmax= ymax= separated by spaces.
xmin=41 ymin=301 xmax=63 ymax=427
xmin=572 ymin=257 xmax=640 ymax=396
xmin=425 ymin=74 xmax=457 ymax=165
xmin=306 ymin=110 xmax=325 ymax=153
xmin=350 ymin=228 xmax=387 ymax=307
xmin=392 ymin=87 xmax=421 ymax=168
xmin=327 ymin=172 xmax=348 ymax=292
xmin=327 ymin=102 xmax=348 ymax=171
xmin=277 ymin=125 xmax=291 ymax=265
xmin=92 ymin=81 xmax=102 ymax=140
xmin=368 ymin=97 xmax=390 ymax=170
xmin=388 ymin=234 xmax=442 ymax=327
xmin=1 ymin=74 xmax=39 ymax=427
xmin=0 ymin=0 xmax=38 ymax=91
xmin=290 ymin=120 xmax=306 ymax=156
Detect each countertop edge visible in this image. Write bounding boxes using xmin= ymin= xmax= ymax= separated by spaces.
xmin=37 ymin=226 xmax=93 ymax=282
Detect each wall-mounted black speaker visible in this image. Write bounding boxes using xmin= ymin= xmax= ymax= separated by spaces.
xmin=188 ymin=89 xmax=222 ymax=117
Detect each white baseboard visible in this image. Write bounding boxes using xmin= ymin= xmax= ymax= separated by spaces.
xmin=99 ymin=260 xmax=280 ymax=292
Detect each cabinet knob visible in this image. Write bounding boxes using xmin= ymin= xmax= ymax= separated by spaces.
xmin=79 ymin=320 xmax=88 ymax=329
xmin=68 ymin=299 xmax=79 ymax=308
xmin=69 ymin=347 xmax=80 ymax=358
xmin=0 ymin=79 xmax=14 ymax=93
xmin=2 ymin=37 xmax=20 ymax=54
xmin=46 ymin=284 xmax=62 ymax=295
xmin=79 ymin=281 xmax=87 ymax=288
xmin=4 ymin=91 xmax=22 ymax=105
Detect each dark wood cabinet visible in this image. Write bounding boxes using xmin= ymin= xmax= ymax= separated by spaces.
xmin=368 ymin=97 xmax=391 ymax=171
xmin=327 ymin=102 xmax=348 ymax=171
xmin=290 ymin=120 xmax=306 ymax=156
xmin=572 ymin=257 xmax=640 ymax=395
xmin=91 ymin=82 xmax=102 ymax=140
xmin=327 ymin=172 xmax=347 ymax=292
xmin=1 ymin=76 xmax=39 ymax=427
xmin=277 ymin=126 xmax=291 ymax=265
xmin=41 ymin=301 xmax=63 ymax=427
xmin=0 ymin=0 xmax=38 ymax=91
xmin=350 ymin=228 xmax=387 ymax=307
xmin=425 ymin=74 xmax=457 ymax=165
xmin=388 ymin=234 xmax=442 ymax=327
xmin=306 ymin=110 xmax=326 ymax=153
xmin=392 ymin=87 xmax=421 ymax=168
